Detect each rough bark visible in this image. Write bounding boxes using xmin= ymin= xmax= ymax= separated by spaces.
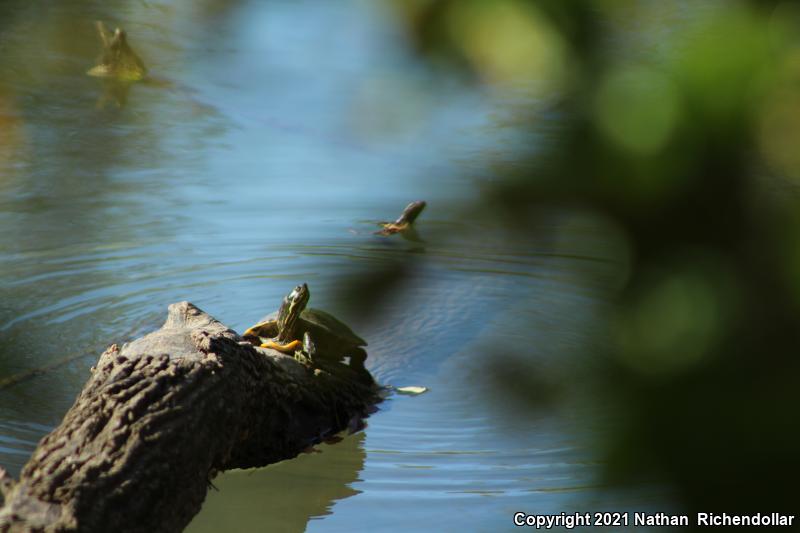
xmin=0 ymin=302 xmax=379 ymax=533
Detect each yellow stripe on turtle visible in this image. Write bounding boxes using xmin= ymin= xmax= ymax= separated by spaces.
xmin=260 ymin=339 xmax=302 ymax=353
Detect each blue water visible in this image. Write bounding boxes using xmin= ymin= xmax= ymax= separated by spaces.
xmin=0 ymin=1 xmax=666 ymax=531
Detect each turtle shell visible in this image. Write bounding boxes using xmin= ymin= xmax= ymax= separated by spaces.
xmin=299 ymin=308 xmax=367 ymax=347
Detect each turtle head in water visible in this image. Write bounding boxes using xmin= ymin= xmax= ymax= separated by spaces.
xmin=87 ymin=21 xmax=147 ymax=81
xmin=376 ymin=200 xmax=426 ymax=235
xmin=109 ymin=28 xmax=128 ymax=55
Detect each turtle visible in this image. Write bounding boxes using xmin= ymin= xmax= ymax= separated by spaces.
xmin=87 ymin=21 xmax=148 ymax=82
xmin=242 ymin=283 xmax=368 ymax=364
xmin=375 ymin=200 xmax=426 ymax=235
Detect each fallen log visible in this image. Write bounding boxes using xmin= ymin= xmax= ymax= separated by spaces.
xmin=0 ymin=302 xmax=379 ymax=533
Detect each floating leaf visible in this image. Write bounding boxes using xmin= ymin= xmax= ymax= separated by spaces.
xmin=395 ymin=386 xmax=429 ymax=396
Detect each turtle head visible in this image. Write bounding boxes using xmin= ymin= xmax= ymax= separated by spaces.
xmin=276 ymin=283 xmax=310 ymax=341
xmin=110 ymin=28 xmax=127 ymax=49
xmin=288 ymin=283 xmax=310 ymax=311
xmin=395 ymin=200 xmax=426 ymax=225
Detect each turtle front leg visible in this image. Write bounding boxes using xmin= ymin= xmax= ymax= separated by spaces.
xmin=301 ymin=331 xmax=317 ymax=362
xmin=260 ymin=339 xmax=302 ymax=353
xmin=291 ymin=332 xmax=317 ymax=365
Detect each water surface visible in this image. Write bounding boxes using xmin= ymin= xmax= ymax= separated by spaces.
xmin=1 ymin=1 xmax=662 ymax=531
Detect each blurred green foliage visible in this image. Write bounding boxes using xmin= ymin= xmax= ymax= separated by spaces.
xmin=391 ymin=0 xmax=800 ymax=517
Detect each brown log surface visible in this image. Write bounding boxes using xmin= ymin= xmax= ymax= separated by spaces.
xmin=0 ymin=302 xmax=379 ymax=533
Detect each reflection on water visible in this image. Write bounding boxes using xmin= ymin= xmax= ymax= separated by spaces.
xmin=1 ymin=0 xmax=657 ymax=531
xmin=189 ymin=433 xmax=366 ymax=533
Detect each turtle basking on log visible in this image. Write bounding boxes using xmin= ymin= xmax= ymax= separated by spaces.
xmin=0 ymin=301 xmax=379 ymax=532
xmin=243 ymin=284 xmax=368 ymax=367
xmin=87 ymin=21 xmax=147 ymax=81
xmin=376 ymin=200 xmax=426 ymax=235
